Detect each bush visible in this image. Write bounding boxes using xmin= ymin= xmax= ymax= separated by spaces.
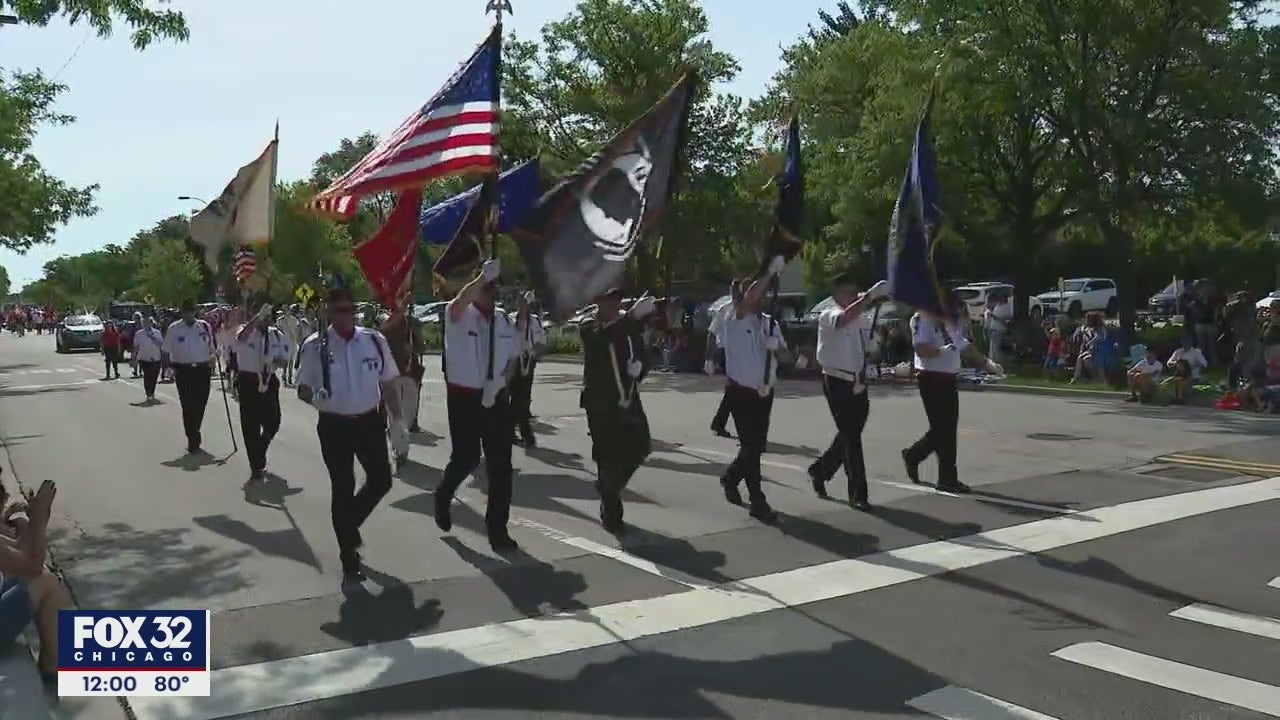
xmin=416 ymin=322 xmax=582 ymax=355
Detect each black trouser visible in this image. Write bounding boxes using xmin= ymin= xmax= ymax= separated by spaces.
xmin=711 ymin=387 xmax=732 ymax=431
xmin=139 ymin=360 xmax=161 ymax=397
xmin=237 ymin=372 xmax=281 ymax=472
xmin=437 ymin=386 xmax=514 ymax=536
xmin=172 ymin=362 xmax=212 ymax=450
xmin=509 ymin=360 xmax=536 ymax=438
xmin=812 ymin=375 xmax=871 ymax=502
xmin=905 ymin=371 xmax=960 ymax=485
xmin=317 ymin=409 xmax=393 ymax=558
xmin=722 ymin=384 xmax=773 ymax=508
xmin=103 ymin=348 xmax=120 ymax=376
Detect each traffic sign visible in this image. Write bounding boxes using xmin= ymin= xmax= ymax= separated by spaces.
xmin=294 ymin=283 xmax=316 ymax=306
xmin=143 ymin=294 xmax=155 ymax=305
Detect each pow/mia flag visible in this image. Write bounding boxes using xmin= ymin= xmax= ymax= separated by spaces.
xmin=431 ymin=183 xmax=491 ymax=298
xmin=515 ymin=71 xmax=697 ymax=320
xmin=886 ymin=84 xmax=949 ymax=319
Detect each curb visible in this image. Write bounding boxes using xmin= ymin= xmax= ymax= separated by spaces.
xmin=423 ymin=350 xmax=584 ymax=365
xmin=957 ymin=382 xmax=1127 ymax=400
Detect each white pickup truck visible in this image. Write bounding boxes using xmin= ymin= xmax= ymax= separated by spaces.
xmin=1028 ymin=277 xmax=1118 ymax=318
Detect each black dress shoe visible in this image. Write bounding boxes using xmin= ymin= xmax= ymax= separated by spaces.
xmin=749 ymin=504 xmax=778 ymax=524
xmin=938 ymin=480 xmax=972 ymax=494
xmin=720 ymin=476 xmax=743 ymax=505
xmin=851 ymin=498 xmax=873 ymax=512
xmin=807 ymin=464 xmax=829 ymax=499
xmin=489 ymin=533 xmax=519 ymax=553
xmin=434 ymin=493 xmax=453 ymax=531
xmin=901 ymin=449 xmax=921 ymax=484
xmin=710 ymin=424 xmax=731 ymax=438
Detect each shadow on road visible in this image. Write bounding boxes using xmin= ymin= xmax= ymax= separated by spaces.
xmin=320 ymin=567 xmax=443 ymax=646
xmin=443 ymin=536 xmax=588 ymax=618
xmin=0 ymin=385 xmax=88 ymax=399
xmin=161 ymin=450 xmax=224 ymax=472
xmin=49 ymin=521 xmax=252 ymax=609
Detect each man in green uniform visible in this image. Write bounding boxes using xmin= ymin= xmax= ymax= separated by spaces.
xmin=579 ymin=288 xmax=658 ymax=537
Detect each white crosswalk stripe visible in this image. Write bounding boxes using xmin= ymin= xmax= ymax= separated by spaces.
xmin=1169 ymin=603 xmax=1280 ymax=641
xmin=1269 ymin=577 xmax=1279 ymax=589
xmin=1052 ymin=641 xmax=1280 ymax=716
xmin=907 ymin=686 xmax=1061 ymax=719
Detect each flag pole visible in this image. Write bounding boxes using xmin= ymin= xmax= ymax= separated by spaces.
xmin=484 ymin=0 xmax=511 ymax=381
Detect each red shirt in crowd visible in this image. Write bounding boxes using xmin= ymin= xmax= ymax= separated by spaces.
xmin=101 ymin=325 xmax=121 ymax=349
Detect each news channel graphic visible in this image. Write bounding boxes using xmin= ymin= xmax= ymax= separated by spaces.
xmin=57 ymin=609 xmax=211 ymax=697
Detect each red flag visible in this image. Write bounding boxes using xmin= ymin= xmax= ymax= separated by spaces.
xmin=354 ymin=189 xmax=423 ymax=308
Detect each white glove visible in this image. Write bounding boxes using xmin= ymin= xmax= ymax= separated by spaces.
xmin=703 ymin=359 xmax=715 ymax=375
xmin=481 ymin=382 xmax=499 ymax=408
xmin=947 ymin=324 xmax=971 ymax=352
xmin=626 ymin=360 xmax=643 ymax=378
xmin=865 ymin=279 xmax=890 ymax=300
xmin=630 ymin=295 xmax=656 ymax=318
xmin=768 ymin=255 xmax=787 ymax=277
xmin=481 ymin=258 xmax=501 ymax=282
xmin=984 ymin=359 xmax=1003 ymax=375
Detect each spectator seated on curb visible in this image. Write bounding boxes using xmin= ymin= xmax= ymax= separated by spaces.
xmin=1165 ymin=336 xmax=1208 ymax=405
xmin=0 ymin=477 xmax=72 ymax=680
xmin=1069 ymin=312 xmax=1109 ymax=384
xmin=1126 ymin=348 xmax=1162 ymax=403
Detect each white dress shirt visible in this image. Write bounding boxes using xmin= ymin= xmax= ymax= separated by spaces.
xmin=816 ymin=306 xmax=872 ymax=383
xmin=721 ymin=312 xmax=783 ymax=392
xmin=443 ymin=303 xmax=517 ymax=390
xmin=234 ymin=326 xmax=289 ymax=376
xmin=911 ymin=313 xmax=962 ymax=374
xmin=709 ymin=302 xmax=735 ymax=344
xmin=515 ymin=313 xmax=546 ymax=357
xmin=132 ymin=327 xmax=164 ymax=363
xmin=162 ymin=320 xmax=215 ymax=364
xmin=297 ymin=326 xmax=399 ymax=416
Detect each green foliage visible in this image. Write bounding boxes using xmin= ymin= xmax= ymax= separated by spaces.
xmin=136 ymin=239 xmax=201 ymax=306
xmin=0 ymin=264 xmax=9 ymax=297
xmin=1 ymin=0 xmax=189 ymax=49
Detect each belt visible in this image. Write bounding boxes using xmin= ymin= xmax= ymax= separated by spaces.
xmin=174 ymin=361 xmax=210 ymax=368
xmin=319 ymin=408 xmax=380 ymax=420
xmin=822 ymin=367 xmax=861 ymax=383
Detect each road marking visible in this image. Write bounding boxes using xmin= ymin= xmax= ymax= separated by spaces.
xmin=1052 ymin=641 xmax=1280 ymax=716
xmin=1269 ymin=577 xmax=1279 ymax=590
xmin=907 ymin=685 xmax=1060 ymax=719
xmin=1169 ymin=603 xmax=1280 ymax=640
xmin=681 ymin=446 xmax=1079 ymax=516
xmin=1159 ymin=454 xmax=1280 ymax=476
xmin=509 ymin=516 xmax=710 ymax=589
xmin=0 ymin=379 xmax=96 ymax=392
xmin=129 ymin=476 xmax=1280 ymax=720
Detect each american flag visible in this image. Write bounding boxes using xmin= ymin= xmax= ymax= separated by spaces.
xmin=310 ymin=26 xmax=500 ymax=219
xmin=232 ymin=245 xmax=256 ymax=284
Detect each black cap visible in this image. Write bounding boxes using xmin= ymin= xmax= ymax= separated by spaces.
xmin=180 ymin=298 xmax=195 ymax=312
xmin=326 ymin=286 xmax=354 ymax=303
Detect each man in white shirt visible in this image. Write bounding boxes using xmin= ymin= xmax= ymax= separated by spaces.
xmin=807 ymin=273 xmax=889 ymax=510
xmin=510 ymin=291 xmax=546 ymax=447
xmin=297 ymin=285 xmax=399 ymax=586
xmin=715 ymin=260 xmax=789 ymax=523
xmin=705 ymin=279 xmax=743 ymax=437
xmin=277 ymin=308 xmax=301 ymax=387
xmin=434 ymin=259 xmax=520 ymax=553
xmin=1127 ymin=348 xmax=1163 ymax=403
xmin=234 ymin=303 xmax=289 ymax=480
xmin=162 ymin=299 xmax=216 ymax=453
xmin=132 ymin=316 xmax=165 ymax=403
xmin=902 ymin=291 xmax=1002 ymax=494
xmin=1166 ymin=336 xmax=1207 ymax=404
xmin=983 ymin=294 xmax=1013 ymax=365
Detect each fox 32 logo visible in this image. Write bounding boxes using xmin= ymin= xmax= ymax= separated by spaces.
xmin=58 ymin=610 xmax=209 ymax=672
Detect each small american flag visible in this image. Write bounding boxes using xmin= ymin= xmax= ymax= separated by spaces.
xmin=232 ymin=245 xmax=256 ymax=284
xmin=310 ymin=26 xmax=500 ymax=219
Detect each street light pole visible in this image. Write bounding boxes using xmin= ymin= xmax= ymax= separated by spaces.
xmin=0 ymin=15 xmax=19 ymax=26
xmin=177 ymin=195 xmax=208 ymax=206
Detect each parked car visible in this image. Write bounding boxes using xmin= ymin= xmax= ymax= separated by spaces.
xmin=1028 ymin=277 xmax=1118 ymax=319
xmin=55 ymin=314 xmax=104 ymax=353
xmin=412 ymin=302 xmax=448 ymax=324
xmin=1147 ymin=278 xmax=1207 ymax=316
xmin=1257 ymin=291 xmax=1280 ymax=312
xmin=953 ymin=282 xmax=1014 ymax=322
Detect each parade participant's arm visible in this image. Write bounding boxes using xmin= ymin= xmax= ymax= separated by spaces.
xmin=945 ymin=319 xmax=1002 ymax=374
xmin=374 ymin=331 xmax=400 ymax=392
xmin=839 ymin=280 xmax=890 ymax=327
xmin=913 ymin=315 xmax=943 ymax=358
xmin=531 ymin=316 xmax=547 ymax=357
xmin=448 ymin=259 xmax=500 ymax=322
xmin=270 ymin=331 xmax=289 ymax=368
xmin=295 ymin=339 xmax=321 ymax=405
xmin=0 ymin=481 xmax=53 ymax=579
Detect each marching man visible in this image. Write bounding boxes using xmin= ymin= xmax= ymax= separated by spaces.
xmin=714 ymin=259 xmax=788 ymax=523
xmin=296 ymin=284 xmax=398 ymax=586
xmin=434 ymin=259 xmax=520 ymax=553
xmin=579 ymin=288 xmax=658 ymax=537
xmin=277 ymin=308 xmax=302 ymax=387
xmin=510 ymin=291 xmax=545 ymax=447
xmin=383 ymin=307 xmax=424 ymax=471
xmin=162 ymin=299 xmax=216 ymax=454
xmin=132 ymin=315 xmax=165 ymax=404
xmin=235 ymin=303 xmax=288 ymax=481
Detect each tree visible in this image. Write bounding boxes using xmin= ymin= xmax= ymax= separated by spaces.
xmin=0 ymin=264 xmax=9 ymax=297
xmin=135 ymin=240 xmax=201 ymax=307
xmin=0 ymin=1 xmax=187 ymax=253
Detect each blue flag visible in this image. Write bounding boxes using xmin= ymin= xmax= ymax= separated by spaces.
xmin=759 ymin=114 xmax=805 ymax=273
xmin=886 ymin=89 xmax=950 ymax=319
xmin=418 ymin=159 xmax=541 ymax=245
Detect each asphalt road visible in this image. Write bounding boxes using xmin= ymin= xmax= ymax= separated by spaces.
xmin=1 ymin=331 xmax=1278 ymax=720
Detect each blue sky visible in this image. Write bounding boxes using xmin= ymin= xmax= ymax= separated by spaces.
xmin=0 ymin=0 xmax=834 ymax=289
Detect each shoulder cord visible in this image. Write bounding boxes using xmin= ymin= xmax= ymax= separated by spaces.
xmin=518 ymin=316 xmax=534 ymax=376
xmin=761 ymin=314 xmax=777 ymax=394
